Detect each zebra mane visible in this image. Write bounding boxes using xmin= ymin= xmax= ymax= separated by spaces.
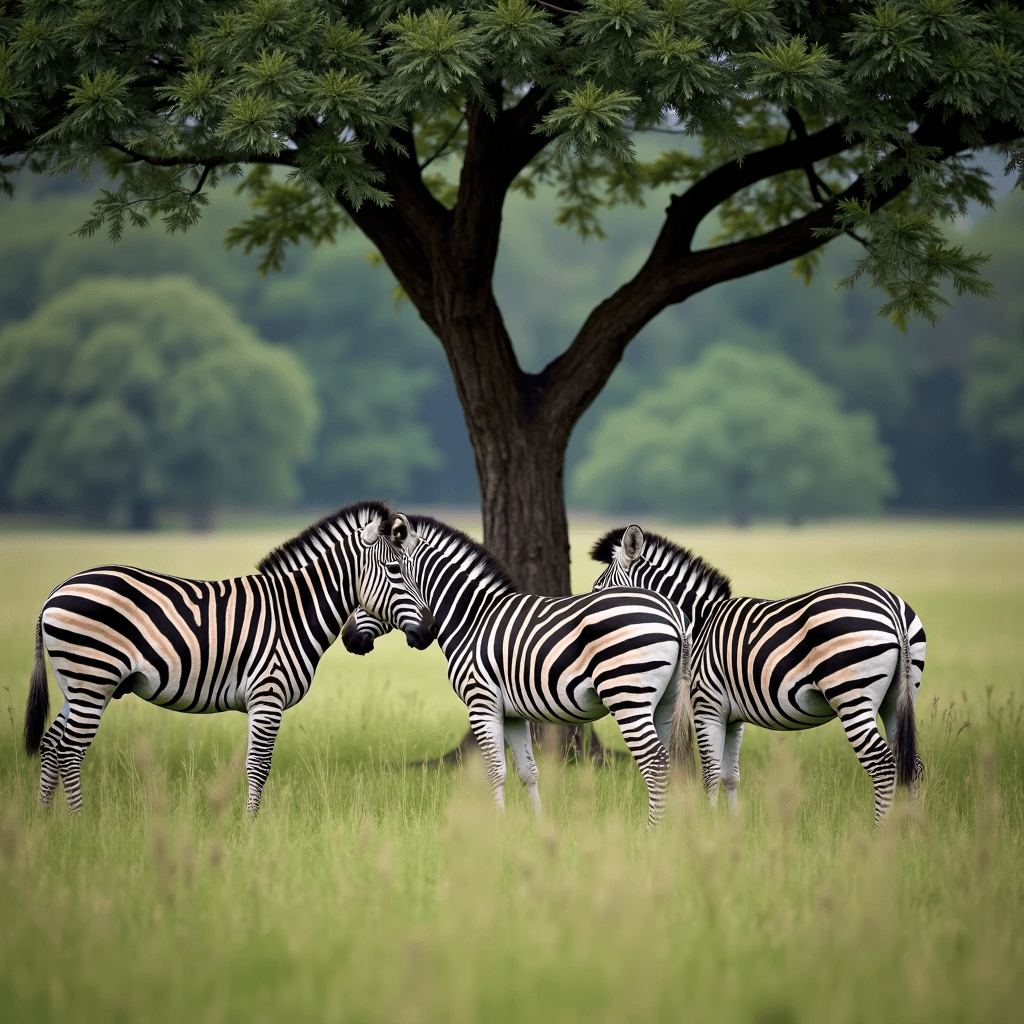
xmin=407 ymin=514 xmax=519 ymax=594
xmin=257 ymin=500 xmax=394 ymax=577
xmin=590 ymin=527 xmax=732 ymax=600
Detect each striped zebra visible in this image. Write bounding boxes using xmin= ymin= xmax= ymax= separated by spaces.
xmin=344 ymin=515 xmax=692 ymax=827
xmin=591 ymin=526 xmax=926 ymax=825
xmin=23 ymin=502 xmax=435 ymax=814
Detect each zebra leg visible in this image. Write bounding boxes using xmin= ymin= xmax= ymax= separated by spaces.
xmin=466 ymin=704 xmax=507 ymax=811
xmin=57 ymin=693 xmax=112 ymax=813
xmin=245 ymin=702 xmax=284 ymax=815
xmin=834 ymin=698 xmax=896 ymax=825
xmin=722 ymin=720 xmax=745 ymax=810
xmin=607 ymin=707 xmax=669 ymax=827
xmin=503 ymin=717 xmax=541 ymax=817
xmin=694 ymin=712 xmax=727 ymax=808
xmin=38 ymin=699 xmax=70 ymax=807
xmin=653 ymin=691 xmax=674 ymax=751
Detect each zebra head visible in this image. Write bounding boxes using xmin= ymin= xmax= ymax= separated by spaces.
xmin=349 ymin=512 xmax=436 ymax=651
xmin=342 ymin=512 xmax=440 ymax=656
xmin=591 ymin=524 xmax=645 ymax=590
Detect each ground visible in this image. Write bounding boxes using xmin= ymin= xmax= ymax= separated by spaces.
xmin=0 ymin=518 xmax=1021 ymax=1023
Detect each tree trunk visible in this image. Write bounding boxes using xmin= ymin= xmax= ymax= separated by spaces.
xmin=473 ymin=419 xmax=571 ymax=596
xmin=420 ymin=310 xmax=617 ymax=764
xmin=469 ymin=400 xmax=613 ymax=762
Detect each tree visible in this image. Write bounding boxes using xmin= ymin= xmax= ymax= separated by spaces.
xmin=572 ymin=341 xmax=895 ymax=524
xmin=1 ymin=1 xmax=1021 ymax=572
xmin=0 ymin=181 xmax=452 ymax=505
xmin=0 ymin=275 xmax=318 ymax=527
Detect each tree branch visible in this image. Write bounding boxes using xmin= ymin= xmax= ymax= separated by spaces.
xmin=537 ymin=112 xmax=1021 ymax=434
xmin=335 ymin=126 xmax=451 ymax=334
xmin=648 ymin=120 xmax=850 ymax=265
xmin=529 ymin=0 xmax=582 ymax=15
xmin=419 ymin=113 xmax=466 ymax=171
xmin=785 ymin=107 xmax=831 ymax=204
xmin=104 ymin=140 xmax=295 ymax=169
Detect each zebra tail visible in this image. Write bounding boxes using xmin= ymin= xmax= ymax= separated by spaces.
xmin=669 ymin=630 xmax=696 ymax=776
xmin=893 ymin=619 xmax=918 ymax=789
xmin=24 ymin=612 xmax=49 ymax=756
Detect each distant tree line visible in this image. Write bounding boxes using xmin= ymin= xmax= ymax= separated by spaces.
xmin=0 ymin=172 xmax=1021 ymax=526
xmin=0 ymin=277 xmax=317 ymax=528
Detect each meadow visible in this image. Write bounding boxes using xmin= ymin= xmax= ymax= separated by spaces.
xmin=0 ymin=518 xmax=1021 ymax=1024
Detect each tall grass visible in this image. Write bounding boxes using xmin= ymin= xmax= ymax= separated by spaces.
xmin=0 ymin=522 xmax=1021 ymax=1023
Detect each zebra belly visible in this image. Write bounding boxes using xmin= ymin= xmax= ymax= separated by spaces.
xmin=725 ymin=678 xmax=835 ymax=730
xmin=502 ymin=680 xmax=610 ymax=724
xmin=111 ymin=665 xmax=243 ymax=712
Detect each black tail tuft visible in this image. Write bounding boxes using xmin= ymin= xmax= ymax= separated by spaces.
xmin=893 ymin=627 xmax=918 ymax=788
xmin=23 ymin=613 xmax=49 ymax=756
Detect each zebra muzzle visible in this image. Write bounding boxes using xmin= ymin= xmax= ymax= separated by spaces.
xmin=342 ymin=612 xmax=376 ymax=656
xmin=405 ymin=610 xmax=436 ymax=651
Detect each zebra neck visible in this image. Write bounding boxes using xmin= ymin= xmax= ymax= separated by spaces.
xmin=687 ymin=589 xmax=726 ymax=633
xmin=279 ymin=556 xmax=351 ymax=650
xmin=642 ymin=567 xmax=725 ymax=629
xmin=415 ymin=566 xmax=510 ymax=656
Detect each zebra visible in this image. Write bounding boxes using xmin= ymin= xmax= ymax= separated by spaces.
xmin=591 ymin=525 xmax=926 ymax=825
xmin=343 ymin=515 xmax=692 ymax=827
xmin=23 ymin=501 xmax=435 ymax=814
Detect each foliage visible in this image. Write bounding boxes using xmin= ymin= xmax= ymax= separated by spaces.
xmin=1 ymin=0 xmax=1021 ymax=328
xmin=571 ymin=342 xmax=895 ymax=523
xmin=247 ymin=248 xmax=445 ymax=503
xmin=0 ymin=524 xmax=1022 ymax=1022
xmin=962 ymin=323 xmax=1024 ymax=472
xmin=0 ymin=276 xmax=318 ymax=524
xmin=0 ymin=179 xmax=449 ymax=507
xmin=2 ymin=161 xmax=1021 ymax=516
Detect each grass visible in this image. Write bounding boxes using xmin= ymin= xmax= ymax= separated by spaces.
xmin=0 ymin=519 xmax=1022 ymax=1024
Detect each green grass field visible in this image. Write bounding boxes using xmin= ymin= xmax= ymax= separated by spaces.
xmin=1 ymin=520 xmax=1021 ymax=1023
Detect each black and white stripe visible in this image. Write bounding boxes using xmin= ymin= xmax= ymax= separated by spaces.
xmin=23 ymin=502 xmax=434 ymax=814
xmin=347 ymin=516 xmax=692 ymax=827
xmin=591 ymin=526 xmax=926 ymax=824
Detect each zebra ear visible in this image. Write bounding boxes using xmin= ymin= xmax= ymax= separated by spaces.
xmin=620 ymin=525 xmax=644 ymax=566
xmin=361 ymin=518 xmax=381 ymax=545
xmin=389 ymin=513 xmax=419 ymax=553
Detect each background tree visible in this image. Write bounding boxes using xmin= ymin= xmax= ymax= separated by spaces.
xmin=0 ymin=275 xmax=318 ymax=528
xmin=3 ymin=170 xmax=1021 ymax=519
xmin=572 ymin=342 xmax=895 ymax=524
xmin=962 ymin=320 xmax=1024 ymax=472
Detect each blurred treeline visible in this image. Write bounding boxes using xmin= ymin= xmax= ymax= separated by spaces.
xmin=0 ymin=169 xmax=1021 ymax=525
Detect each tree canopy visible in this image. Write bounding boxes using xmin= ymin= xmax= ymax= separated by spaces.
xmin=3 ymin=1 xmax=1020 ymax=318
xmin=571 ymin=341 xmax=895 ymax=523
xmin=2 ymin=0 xmax=1022 ymax=589
xmin=0 ymin=275 xmax=318 ymax=526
